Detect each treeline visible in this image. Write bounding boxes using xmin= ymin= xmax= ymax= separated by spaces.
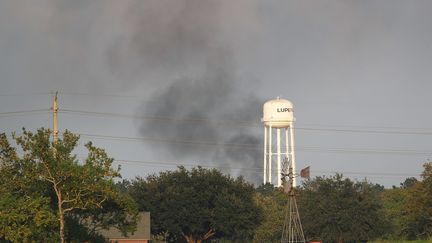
xmin=255 ymin=171 xmax=432 ymax=242
xmin=1 ymin=128 xmax=431 ymax=242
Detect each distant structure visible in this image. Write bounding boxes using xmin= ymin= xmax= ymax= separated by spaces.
xmin=281 ymin=159 xmax=306 ymax=243
xmin=262 ymin=97 xmax=296 ymax=187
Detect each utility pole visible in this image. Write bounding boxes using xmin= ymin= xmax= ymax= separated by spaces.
xmin=52 ymin=91 xmax=59 ymax=144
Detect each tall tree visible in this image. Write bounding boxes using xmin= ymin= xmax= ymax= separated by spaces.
xmin=128 ymin=166 xmax=262 ymax=243
xmin=404 ymin=162 xmax=432 ymax=239
xmin=253 ymin=184 xmax=287 ymax=242
xmin=0 ymin=133 xmax=58 ymax=242
xmin=0 ymin=191 xmax=58 ymax=242
xmin=298 ymin=174 xmax=390 ymax=243
xmin=0 ymin=129 xmax=137 ymax=243
xmin=380 ymin=176 xmax=421 ymax=240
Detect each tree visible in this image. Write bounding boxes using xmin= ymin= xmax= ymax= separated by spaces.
xmin=298 ymin=174 xmax=390 ymax=243
xmin=0 ymin=194 xmax=58 ymax=242
xmin=128 ymin=166 xmax=262 ymax=243
xmin=380 ymin=176 xmax=421 ymax=240
xmin=0 ymin=133 xmax=58 ymax=242
xmin=0 ymin=129 xmax=137 ymax=243
xmin=381 ymin=187 xmax=409 ymax=239
xmin=253 ymin=184 xmax=287 ymax=242
xmin=404 ymin=162 xmax=432 ymax=239
xmin=400 ymin=177 xmax=418 ymax=189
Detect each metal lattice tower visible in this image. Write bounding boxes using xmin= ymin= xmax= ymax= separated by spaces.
xmin=281 ymin=159 xmax=306 ymax=243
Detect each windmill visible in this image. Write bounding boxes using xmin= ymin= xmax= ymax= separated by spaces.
xmin=280 ymin=158 xmax=309 ymax=243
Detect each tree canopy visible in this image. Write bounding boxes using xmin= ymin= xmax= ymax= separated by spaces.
xmin=253 ymin=183 xmax=287 ymax=242
xmin=404 ymin=162 xmax=432 ymax=239
xmin=298 ymin=174 xmax=390 ymax=243
xmin=0 ymin=128 xmax=137 ymax=243
xmin=3 ymin=128 xmax=432 ymax=243
xmin=128 ymin=166 xmax=262 ymax=243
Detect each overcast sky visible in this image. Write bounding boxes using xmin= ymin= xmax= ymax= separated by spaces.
xmin=1 ymin=0 xmax=432 ymax=187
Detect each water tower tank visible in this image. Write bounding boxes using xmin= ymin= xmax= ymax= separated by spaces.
xmin=262 ymin=97 xmax=294 ymax=128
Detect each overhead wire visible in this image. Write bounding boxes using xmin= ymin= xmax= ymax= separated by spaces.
xmin=2 ymin=108 xmax=431 ymax=156
xmin=77 ymin=133 xmax=432 ymax=156
xmin=59 ymin=108 xmax=432 ymax=135
xmin=0 ymin=109 xmax=51 ymax=117
xmin=0 ymin=91 xmax=139 ymax=98
xmin=296 ymin=127 xmax=432 ymax=135
xmin=108 ymin=158 xmax=420 ymax=178
xmin=0 ymin=92 xmax=52 ymax=97
xmin=60 ymin=109 xmax=259 ymax=127
xmin=298 ymin=122 xmax=432 ymax=132
xmin=78 ymin=133 xmax=258 ymax=150
xmin=0 ymin=93 xmax=427 ymax=182
xmin=3 ymin=92 xmax=432 ymax=133
xmin=57 ymin=91 xmax=146 ymax=99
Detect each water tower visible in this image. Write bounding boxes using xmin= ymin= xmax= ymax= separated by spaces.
xmin=262 ymin=97 xmax=296 ymax=187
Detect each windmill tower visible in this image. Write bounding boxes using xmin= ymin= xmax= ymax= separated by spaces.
xmin=262 ymin=97 xmax=296 ymax=187
xmin=280 ymin=159 xmax=306 ymax=243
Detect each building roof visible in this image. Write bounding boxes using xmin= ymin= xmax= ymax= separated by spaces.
xmin=99 ymin=212 xmax=150 ymax=240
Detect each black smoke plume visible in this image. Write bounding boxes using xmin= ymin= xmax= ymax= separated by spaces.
xmin=138 ymin=52 xmax=264 ymax=183
xmin=106 ymin=0 xmax=263 ymax=183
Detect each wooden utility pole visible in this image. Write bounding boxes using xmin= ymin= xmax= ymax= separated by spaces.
xmin=52 ymin=91 xmax=59 ymax=144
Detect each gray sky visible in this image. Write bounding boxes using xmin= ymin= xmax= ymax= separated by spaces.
xmin=1 ymin=0 xmax=432 ymax=187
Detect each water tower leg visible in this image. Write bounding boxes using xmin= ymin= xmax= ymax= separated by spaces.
xmin=290 ymin=123 xmax=296 ymax=187
xmin=285 ymin=128 xmax=289 ymax=161
xmin=263 ymin=126 xmax=267 ymax=184
xmin=277 ymin=128 xmax=281 ymax=187
xmin=269 ymin=125 xmax=272 ymax=184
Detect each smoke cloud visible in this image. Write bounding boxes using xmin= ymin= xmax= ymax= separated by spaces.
xmin=1 ymin=0 xmax=265 ymax=182
xmin=3 ymin=1 xmax=432 ymax=187
xmin=138 ymin=67 xmax=264 ymax=182
xmin=106 ymin=0 xmax=259 ymax=86
xmin=111 ymin=0 xmax=266 ymax=183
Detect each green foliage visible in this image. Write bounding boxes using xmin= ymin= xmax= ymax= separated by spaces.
xmin=0 ymin=132 xmax=57 ymax=242
xmin=404 ymin=162 xmax=432 ymax=239
xmin=255 ymin=182 xmax=277 ymax=197
xmin=253 ymin=185 xmax=287 ymax=242
xmin=381 ymin=187 xmax=410 ymax=239
xmin=128 ymin=166 xmax=262 ymax=243
xmin=0 ymin=195 xmax=58 ymax=243
xmin=400 ymin=177 xmax=419 ymax=189
xmin=0 ymin=129 xmax=137 ymax=243
xmin=298 ymin=174 xmax=391 ymax=243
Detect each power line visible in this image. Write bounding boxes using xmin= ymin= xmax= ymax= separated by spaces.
xmin=60 ymin=109 xmax=259 ymax=127
xmin=0 ymin=91 xmax=140 ymax=98
xmin=2 ymin=107 xmax=431 ymax=156
xmin=7 ymin=131 xmax=431 ymax=156
xmin=0 ymin=92 xmax=51 ymax=97
xmin=296 ymin=127 xmax=432 ymax=135
xmin=7 ymin=107 xmax=432 ymax=136
xmin=109 ymin=158 xmax=420 ymax=178
xmin=3 ymin=92 xmax=432 ymax=133
xmin=60 ymin=109 xmax=432 ymax=135
xmin=77 ymin=133 xmax=432 ymax=156
xmin=299 ymin=122 xmax=432 ymax=132
xmin=79 ymin=133 xmax=258 ymax=149
xmin=298 ymin=146 xmax=432 ymax=156
xmin=72 ymin=156 xmax=420 ymax=181
xmin=58 ymin=91 xmax=145 ymax=99
xmin=0 ymin=109 xmax=51 ymax=117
